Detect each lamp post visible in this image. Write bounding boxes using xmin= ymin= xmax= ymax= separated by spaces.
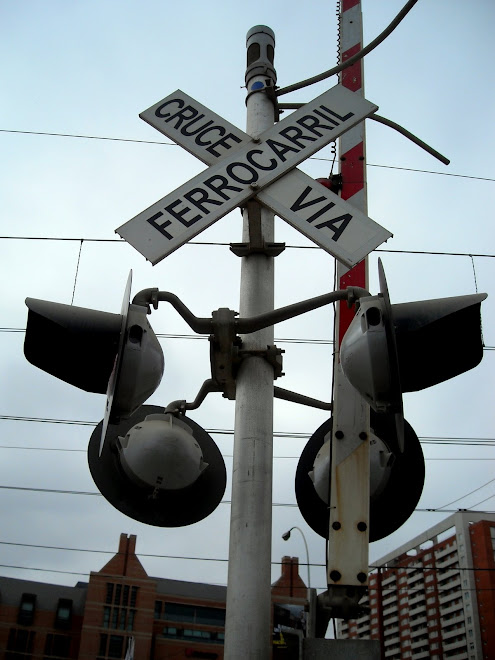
xmin=282 ymin=526 xmax=311 ymax=589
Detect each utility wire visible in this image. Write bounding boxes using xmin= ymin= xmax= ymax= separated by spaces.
xmin=434 ymin=477 xmax=495 ymax=511
xmin=0 ymin=415 xmax=494 ymax=446
xmin=1 ymin=445 xmax=493 ymax=461
xmin=1 ymin=236 xmax=494 ymax=261
xmin=1 ymin=129 xmax=493 ymax=183
xmin=2 ymin=326 xmax=494 ymax=352
xmin=2 ymin=540 xmax=495 ymax=577
xmin=0 ymin=485 xmax=493 ymax=516
xmin=4 ymin=561 xmax=495 ymax=595
xmin=275 ymin=0 xmax=419 ymax=96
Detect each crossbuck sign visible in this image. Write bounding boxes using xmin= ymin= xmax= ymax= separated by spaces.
xmin=117 ymin=85 xmax=392 ymax=268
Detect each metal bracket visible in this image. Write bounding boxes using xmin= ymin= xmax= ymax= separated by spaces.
xmin=209 ymin=308 xmax=242 ymax=400
xmin=238 ymin=344 xmax=284 ymax=380
xmin=133 ymin=286 xmax=369 ymax=407
xmin=230 ymin=200 xmax=285 ymax=257
xmin=244 ymin=80 xmax=280 ymax=122
xmin=317 ymin=586 xmax=368 ymax=622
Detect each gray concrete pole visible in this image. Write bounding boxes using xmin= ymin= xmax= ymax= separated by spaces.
xmin=224 ymin=26 xmax=277 ymax=659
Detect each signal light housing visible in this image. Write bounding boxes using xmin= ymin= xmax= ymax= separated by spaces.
xmin=24 ymin=298 xmax=122 ymax=394
xmin=24 ymin=273 xmax=165 ymax=454
xmin=88 ymin=405 xmax=227 ymax=527
xmin=340 ymin=260 xmax=487 ymax=453
xmin=295 ymin=411 xmax=425 ymax=542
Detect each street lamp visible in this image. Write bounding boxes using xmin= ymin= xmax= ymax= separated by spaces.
xmin=282 ymin=526 xmax=311 ymax=589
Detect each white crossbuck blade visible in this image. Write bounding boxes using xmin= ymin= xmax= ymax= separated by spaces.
xmin=117 ymin=86 xmax=392 ymax=267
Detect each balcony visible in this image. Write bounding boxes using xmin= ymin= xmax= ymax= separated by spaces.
xmin=411 ymin=637 xmax=429 ymax=650
xmin=408 ymin=593 xmax=426 ymax=607
xmin=438 ymin=574 xmax=461 ymax=590
xmin=410 ymin=626 xmax=428 ymax=639
xmin=436 ymin=558 xmax=458 ymax=573
xmin=411 ymin=650 xmax=430 ymax=660
xmin=383 ymin=614 xmax=399 ymax=625
xmin=443 ymin=637 xmax=467 ymax=652
xmin=383 ymin=593 xmax=398 ymax=607
xmin=384 ymin=636 xmax=400 ymax=647
xmin=411 ymin=613 xmax=427 ymax=625
xmin=383 ymin=606 xmax=397 ymax=617
xmin=441 ymin=613 xmax=465 ymax=628
xmin=382 ymin=574 xmax=397 ymax=587
xmin=442 ymin=626 xmax=466 ymax=641
xmin=439 ymin=600 xmax=463 ymax=617
xmin=445 ymin=651 xmax=468 ymax=660
xmin=438 ymin=590 xmax=461 ymax=606
xmin=435 ymin=544 xmax=457 ymax=560
xmin=407 ymin=572 xmax=424 ymax=586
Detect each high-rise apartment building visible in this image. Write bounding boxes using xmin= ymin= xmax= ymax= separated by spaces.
xmin=338 ymin=511 xmax=495 ymax=660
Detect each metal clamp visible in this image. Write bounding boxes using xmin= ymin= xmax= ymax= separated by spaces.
xmin=230 ymin=201 xmax=285 ymax=257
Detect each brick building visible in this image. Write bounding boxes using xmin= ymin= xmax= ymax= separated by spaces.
xmin=338 ymin=512 xmax=495 ymax=660
xmin=0 ymin=533 xmax=308 ymax=659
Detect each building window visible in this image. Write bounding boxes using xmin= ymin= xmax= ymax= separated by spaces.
xmin=103 ymin=605 xmax=136 ymax=632
xmin=106 ymin=583 xmax=114 ymax=604
xmin=108 ymin=635 xmax=124 ymax=658
xmin=6 ymin=628 xmax=35 ymax=656
xmin=104 ymin=584 xmax=138 ymax=608
xmin=55 ymin=599 xmax=73 ymax=629
xmin=162 ymin=627 xmax=224 ymax=645
xmin=99 ymin=633 xmax=108 ymax=657
xmin=103 ymin=584 xmax=138 ymax=632
xmin=111 ymin=608 xmax=119 ymax=629
xmin=163 ymin=603 xmax=226 ymax=626
xmin=103 ymin=606 xmax=111 ymax=629
xmin=44 ymin=633 xmax=71 ymax=658
xmin=154 ymin=600 xmax=163 ymax=619
xmin=98 ymin=633 xmax=126 ymax=659
xmin=17 ymin=593 xmax=36 ymax=626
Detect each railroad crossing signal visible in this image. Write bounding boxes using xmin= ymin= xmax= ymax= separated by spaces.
xmin=296 ymin=260 xmax=487 ymax=541
xmin=340 ymin=260 xmax=487 ymax=455
xmin=117 ymin=86 xmax=392 ymax=268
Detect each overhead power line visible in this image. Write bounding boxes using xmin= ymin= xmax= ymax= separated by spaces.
xmin=0 ymin=485 xmax=493 ymax=516
xmin=1 ymin=235 xmax=495 ymax=260
xmin=2 ymin=326 xmax=494 ymax=352
xmin=2 ymin=539 xmax=495 ymax=577
xmin=1 ymin=128 xmax=493 ymax=183
xmin=2 ymin=444 xmax=494 ymax=461
xmin=0 ymin=414 xmax=494 ymax=446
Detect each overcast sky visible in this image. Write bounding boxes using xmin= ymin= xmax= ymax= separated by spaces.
xmin=1 ymin=0 xmax=494 ymax=606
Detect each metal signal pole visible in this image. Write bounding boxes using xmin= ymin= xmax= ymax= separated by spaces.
xmin=327 ymin=0 xmax=371 ymax=614
xmin=224 ymin=26 xmax=278 ymax=659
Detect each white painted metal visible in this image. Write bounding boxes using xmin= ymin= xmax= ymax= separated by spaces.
xmin=223 ymin=27 xmax=277 ymax=660
xmin=118 ymin=413 xmax=208 ymax=490
xmin=258 ymin=169 xmax=391 ymax=267
xmin=116 ymin=85 xmax=378 ymax=265
xmin=137 ymin=88 xmax=390 ymax=268
xmin=139 ymin=89 xmax=250 ymax=163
